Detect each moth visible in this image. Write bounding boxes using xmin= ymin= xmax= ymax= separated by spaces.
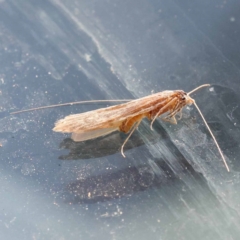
xmin=11 ymin=84 xmax=230 ymax=171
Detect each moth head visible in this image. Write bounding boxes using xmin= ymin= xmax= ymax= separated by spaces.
xmin=180 ymin=91 xmax=194 ymax=105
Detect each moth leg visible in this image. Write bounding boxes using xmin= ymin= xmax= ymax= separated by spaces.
xmin=161 ymin=116 xmax=177 ymax=124
xmin=119 ymin=114 xmax=144 ymax=133
xmin=121 ymin=120 xmax=142 ymax=158
xmin=177 ymin=109 xmax=182 ymax=120
xmin=150 ymin=97 xmax=178 ymax=130
xmin=161 ymin=109 xmax=180 ymax=124
xmin=162 ymin=102 xmax=184 ymax=123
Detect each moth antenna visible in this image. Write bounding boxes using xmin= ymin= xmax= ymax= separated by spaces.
xmin=10 ymin=99 xmax=132 ymax=115
xmin=192 ymin=100 xmax=230 ymax=172
xmin=121 ymin=120 xmax=141 ymax=157
xmin=188 ymin=84 xmax=210 ymax=95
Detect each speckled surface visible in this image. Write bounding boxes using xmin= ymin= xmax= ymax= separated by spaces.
xmin=0 ymin=0 xmax=240 ymax=239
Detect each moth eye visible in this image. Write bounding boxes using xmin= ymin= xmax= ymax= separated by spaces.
xmin=181 ymin=96 xmax=186 ymax=101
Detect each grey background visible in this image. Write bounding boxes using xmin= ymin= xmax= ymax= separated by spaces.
xmin=0 ymin=0 xmax=240 ymax=239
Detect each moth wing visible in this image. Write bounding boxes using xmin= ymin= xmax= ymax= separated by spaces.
xmin=53 ymin=90 xmax=176 ymax=133
xmin=71 ymin=127 xmax=118 ymax=142
xmin=53 ymin=109 xmax=123 ymax=133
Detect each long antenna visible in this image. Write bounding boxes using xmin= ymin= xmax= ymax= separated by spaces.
xmin=10 ymin=99 xmax=132 ymax=114
xmin=11 ymin=84 xmax=211 ymax=115
xmin=187 ymin=85 xmax=230 ymax=172
xmin=188 ymin=84 xmax=210 ymax=95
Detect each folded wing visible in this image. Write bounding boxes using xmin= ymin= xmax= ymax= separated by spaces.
xmin=71 ymin=127 xmax=118 ymax=142
xmin=53 ymin=90 xmax=176 ymax=133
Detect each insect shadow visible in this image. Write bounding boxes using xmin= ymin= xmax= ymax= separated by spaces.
xmin=58 ymin=152 xmax=210 ymax=205
xmin=59 ymin=158 xmax=174 ymax=204
xmin=57 ymin=122 xmax=168 ymax=160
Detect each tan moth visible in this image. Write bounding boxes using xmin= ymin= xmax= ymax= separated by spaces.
xmin=11 ymin=84 xmax=230 ymax=171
